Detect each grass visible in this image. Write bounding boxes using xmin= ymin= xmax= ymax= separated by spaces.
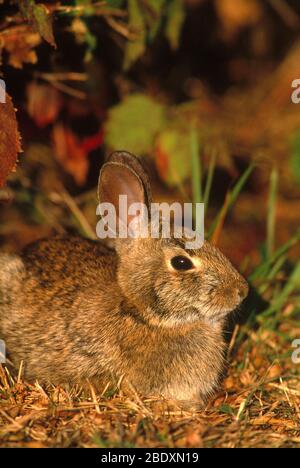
xmin=267 ymin=168 xmax=279 ymax=259
xmin=208 ymin=163 xmax=255 ymax=243
xmin=0 ymin=163 xmax=300 ymax=448
xmin=1 ymin=309 xmax=299 ymax=448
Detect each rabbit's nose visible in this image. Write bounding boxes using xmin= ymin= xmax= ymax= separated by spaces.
xmin=238 ymin=280 xmax=249 ymax=302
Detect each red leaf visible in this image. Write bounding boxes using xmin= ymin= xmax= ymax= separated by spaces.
xmin=0 ymin=93 xmax=22 ymax=187
xmin=26 ymin=82 xmax=62 ymax=128
xmin=52 ymin=123 xmax=89 ymax=186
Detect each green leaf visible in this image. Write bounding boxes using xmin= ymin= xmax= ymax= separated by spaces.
xmin=123 ymin=0 xmax=146 ymax=70
xmin=219 ymin=404 xmax=234 ymax=415
xmin=105 ymin=0 xmax=125 ymax=7
xmin=21 ymin=1 xmax=56 ymax=47
xmin=147 ymin=0 xmax=166 ymax=14
xmin=165 ymin=0 xmax=185 ymax=50
xmin=84 ymin=25 xmax=97 ymax=62
xmin=105 ymin=94 xmax=166 ymax=155
xmin=33 ymin=4 xmax=55 ymax=46
xmin=144 ymin=0 xmax=166 ymax=41
xmin=75 ymin=0 xmax=91 ymax=5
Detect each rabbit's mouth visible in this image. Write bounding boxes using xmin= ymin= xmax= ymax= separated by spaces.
xmin=202 ymin=307 xmax=239 ymax=325
xmin=145 ymin=306 xmax=202 ymax=327
xmin=190 ymin=300 xmax=242 ymax=325
xmin=142 ymin=291 xmax=247 ymax=328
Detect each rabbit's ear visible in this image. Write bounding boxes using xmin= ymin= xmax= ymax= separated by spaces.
xmin=98 ymin=151 xmax=152 ymax=237
xmin=106 ymin=151 xmax=152 ymax=207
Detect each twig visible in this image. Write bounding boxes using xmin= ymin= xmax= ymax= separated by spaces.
xmin=17 ymin=360 xmax=24 ymax=384
xmin=35 ymin=72 xmax=87 ymax=82
xmin=58 ymin=189 xmax=97 ymax=240
xmin=104 ymin=16 xmax=135 ymax=40
xmin=44 ymin=79 xmax=86 ymax=100
xmin=268 ymin=0 xmax=300 ymax=29
xmin=35 ymin=69 xmax=88 ymax=100
xmin=100 ymin=381 xmax=111 ymax=397
xmin=87 ymin=381 xmax=101 ymax=414
xmin=55 ymin=3 xmax=127 ymax=19
xmin=0 ymin=409 xmax=21 ymax=426
xmin=228 ymin=325 xmax=240 ymax=357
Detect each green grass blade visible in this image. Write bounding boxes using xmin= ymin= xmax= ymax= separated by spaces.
xmin=249 ymin=229 xmax=300 ymax=281
xmin=208 ymin=163 xmax=255 ymax=238
xmin=259 ymin=262 xmax=300 ymax=319
xmin=258 ymin=255 xmax=287 ymax=294
xmin=203 ymin=150 xmax=216 ymax=215
xmin=267 ymin=168 xmax=278 ymax=259
xmin=190 ymin=127 xmax=202 ymax=206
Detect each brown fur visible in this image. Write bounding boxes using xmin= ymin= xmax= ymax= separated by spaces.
xmin=0 ymin=151 xmax=249 ymax=405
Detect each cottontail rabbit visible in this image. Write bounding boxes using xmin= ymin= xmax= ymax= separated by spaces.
xmin=0 ymin=151 xmax=248 ymax=404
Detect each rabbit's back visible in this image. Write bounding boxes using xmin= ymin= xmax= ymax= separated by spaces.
xmin=0 ymin=236 xmax=121 ymax=382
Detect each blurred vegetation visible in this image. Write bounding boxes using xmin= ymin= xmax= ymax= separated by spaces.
xmin=0 ymin=0 xmax=300 ymax=258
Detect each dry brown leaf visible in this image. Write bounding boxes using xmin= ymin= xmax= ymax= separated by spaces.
xmin=184 ymin=429 xmax=203 ymax=448
xmin=0 ymin=93 xmax=22 ymax=187
xmin=26 ymin=82 xmax=62 ymax=128
xmin=267 ymin=363 xmax=282 ymax=379
xmin=215 ymin=0 xmax=263 ymax=40
xmin=0 ymin=26 xmax=41 ymax=69
xmin=52 ymin=123 xmax=89 ymax=186
xmin=251 ymin=417 xmax=297 ymax=429
xmin=70 ymin=18 xmax=89 ymax=45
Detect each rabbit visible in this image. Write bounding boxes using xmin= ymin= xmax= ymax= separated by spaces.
xmin=0 ymin=151 xmax=249 ymax=405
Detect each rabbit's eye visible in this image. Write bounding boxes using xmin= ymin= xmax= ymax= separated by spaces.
xmin=171 ymin=256 xmax=194 ymax=271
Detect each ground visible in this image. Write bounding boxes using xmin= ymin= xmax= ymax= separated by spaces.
xmin=1 ymin=310 xmax=300 ymax=448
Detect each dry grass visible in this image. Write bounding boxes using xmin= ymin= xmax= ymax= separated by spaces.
xmin=1 ymin=313 xmax=300 ymax=448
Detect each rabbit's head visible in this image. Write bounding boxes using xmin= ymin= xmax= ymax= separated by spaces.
xmin=98 ymin=151 xmax=249 ymax=327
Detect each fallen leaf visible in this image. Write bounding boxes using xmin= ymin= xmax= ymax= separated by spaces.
xmin=267 ymin=363 xmax=282 ymax=379
xmin=224 ymin=376 xmax=236 ymax=390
